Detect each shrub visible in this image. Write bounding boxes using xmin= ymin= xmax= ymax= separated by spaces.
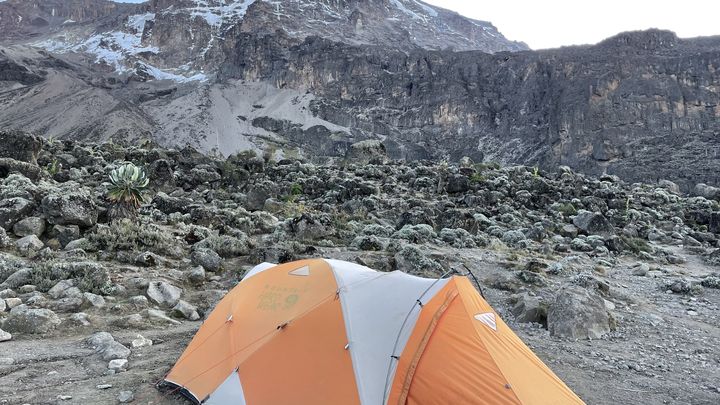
xmin=87 ymin=219 xmax=183 ymax=257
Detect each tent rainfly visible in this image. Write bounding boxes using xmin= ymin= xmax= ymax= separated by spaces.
xmin=163 ymin=258 xmax=585 ymax=404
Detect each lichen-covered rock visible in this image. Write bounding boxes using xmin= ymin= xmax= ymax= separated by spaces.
xmin=16 ymin=235 xmax=44 ymax=255
xmin=13 ymin=216 xmax=46 ymax=237
xmin=2 ymin=305 xmax=61 ymax=334
xmin=0 ymin=197 xmax=35 ymax=230
xmin=547 ymin=287 xmax=612 ymax=339
xmin=0 ymin=130 xmax=42 ymax=164
xmin=42 ymin=190 xmax=98 ymax=227
xmin=190 ymin=248 xmax=222 ymax=272
xmin=146 ymin=281 xmax=182 ymax=308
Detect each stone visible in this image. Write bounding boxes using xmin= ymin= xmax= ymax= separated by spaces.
xmin=190 ymin=248 xmax=222 ymax=272
xmin=632 ymin=263 xmax=650 ymax=276
xmin=128 ymin=295 xmax=149 ymax=308
xmin=572 ymin=210 xmax=614 ymax=237
xmin=172 ymin=300 xmax=200 ymax=321
xmin=117 ymin=390 xmax=135 ymax=403
xmin=131 ymin=334 xmax=153 ymax=348
xmin=41 ymin=190 xmax=98 ymax=227
xmin=345 ymin=140 xmax=388 ymax=164
xmin=16 ymin=235 xmax=44 ymax=254
xmin=68 ymin=312 xmax=91 ymax=326
xmin=560 ymin=224 xmax=579 ymax=238
xmin=146 ymin=281 xmax=182 ymax=308
xmin=48 ymin=280 xmax=74 ymax=299
xmin=0 ymin=298 xmax=5 ymax=312
xmin=511 ymin=294 xmax=547 ymax=325
xmin=547 ymin=287 xmax=611 ymax=339
xmin=13 ymin=217 xmax=46 ymax=237
xmin=0 ymin=130 xmax=42 ymax=164
xmin=5 ymin=297 xmax=22 ymax=309
xmin=0 ymin=328 xmax=11 ymax=342
xmin=82 ymin=292 xmax=106 ymax=309
xmin=51 ymin=225 xmax=81 ymax=248
xmin=97 ymin=384 xmax=113 ymax=390
xmin=108 ymin=358 xmax=128 ymax=371
xmin=87 ymin=332 xmax=131 ymax=361
xmin=187 ymin=266 xmax=206 ymax=285
xmin=0 ymin=197 xmax=35 ymax=230
xmin=2 ymin=305 xmax=61 ymax=334
xmin=0 ymin=268 xmax=32 ymax=289
xmin=146 ymin=308 xmax=181 ymax=324
xmin=135 ymin=251 xmax=160 ymax=267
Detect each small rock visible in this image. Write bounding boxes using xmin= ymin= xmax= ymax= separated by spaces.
xmin=172 ymin=300 xmax=200 ymax=321
xmin=572 ymin=211 xmax=614 ymax=237
xmin=68 ymin=312 xmax=91 ymax=326
xmin=15 ymin=235 xmax=44 ymax=254
xmin=190 ymin=248 xmax=222 ymax=272
xmin=48 ymin=280 xmax=74 ymax=299
xmin=57 ymin=395 xmax=72 ymax=401
xmin=632 ymin=263 xmax=650 ymax=276
xmin=146 ymin=308 xmax=181 ymax=324
xmin=117 ymin=390 xmax=135 ymax=403
xmin=128 ymin=295 xmax=149 ymax=308
xmin=82 ymin=292 xmax=106 ymax=309
xmin=5 ymin=297 xmax=22 ymax=309
xmin=131 ymin=334 xmax=153 ymax=348
xmin=97 ymin=384 xmax=113 ymax=390
xmin=511 ymin=294 xmax=547 ymax=325
xmin=12 ymin=217 xmax=46 ymax=237
xmin=186 ymin=266 xmax=206 ymax=286
xmin=0 ymin=328 xmax=11 ymax=342
xmin=0 ymin=299 xmax=5 ymax=312
xmin=146 ymin=281 xmax=182 ymax=308
xmin=108 ymin=359 xmax=128 ymax=371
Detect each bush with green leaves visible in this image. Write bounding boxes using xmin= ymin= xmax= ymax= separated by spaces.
xmin=107 ymin=162 xmax=149 ymax=220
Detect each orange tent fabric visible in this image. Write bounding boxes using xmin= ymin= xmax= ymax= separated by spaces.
xmin=164 ymin=259 xmax=585 ymax=405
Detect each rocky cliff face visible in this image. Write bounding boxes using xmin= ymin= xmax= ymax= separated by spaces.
xmin=220 ymin=29 xmax=720 ymax=189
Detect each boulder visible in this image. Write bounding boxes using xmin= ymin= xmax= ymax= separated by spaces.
xmin=87 ymin=332 xmax=131 ymax=361
xmin=146 ymin=281 xmax=182 ymax=308
xmin=345 ymin=140 xmax=388 ymax=164
xmin=13 ymin=216 xmax=46 ymax=237
xmin=547 ymin=287 xmax=611 ymax=339
xmin=0 ymin=159 xmax=42 ymax=180
xmin=172 ymin=300 xmax=200 ymax=321
xmin=511 ymin=294 xmax=548 ymax=326
xmin=190 ymin=248 xmax=222 ymax=272
xmin=0 ymin=197 xmax=35 ymax=230
xmin=0 ymin=130 xmax=42 ymax=164
xmin=51 ymin=225 xmax=81 ymax=248
xmin=0 ymin=268 xmax=32 ymax=289
xmin=2 ymin=305 xmax=61 ymax=334
xmin=16 ymin=235 xmax=44 ymax=254
xmin=572 ymin=210 xmax=614 ymax=237
xmin=41 ymin=191 xmax=98 ymax=227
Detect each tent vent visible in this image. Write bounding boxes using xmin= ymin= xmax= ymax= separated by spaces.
xmin=288 ymin=266 xmax=310 ymax=276
xmin=474 ymin=312 xmax=497 ymax=331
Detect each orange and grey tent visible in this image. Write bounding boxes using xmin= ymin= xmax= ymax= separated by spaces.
xmin=164 ymin=258 xmax=585 ymax=404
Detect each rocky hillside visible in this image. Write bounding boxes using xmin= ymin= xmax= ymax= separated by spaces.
xmin=0 ymin=131 xmax=718 ymax=403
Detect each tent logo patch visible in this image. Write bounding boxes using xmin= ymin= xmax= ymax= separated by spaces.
xmin=474 ymin=312 xmax=497 ymax=331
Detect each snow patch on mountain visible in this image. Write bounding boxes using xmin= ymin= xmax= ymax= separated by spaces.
xmin=35 ymin=11 xmax=209 ymax=82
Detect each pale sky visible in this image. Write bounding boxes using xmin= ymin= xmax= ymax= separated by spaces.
xmin=423 ymin=0 xmax=720 ymax=49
